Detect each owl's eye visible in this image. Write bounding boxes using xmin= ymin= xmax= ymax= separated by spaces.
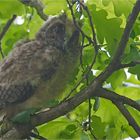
xmin=54 ymin=24 xmax=65 ymax=34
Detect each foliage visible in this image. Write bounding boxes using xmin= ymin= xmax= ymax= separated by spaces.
xmin=0 ymin=0 xmax=140 ymax=139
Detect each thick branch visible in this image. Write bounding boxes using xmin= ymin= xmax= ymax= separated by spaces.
xmin=2 ymin=81 xmax=140 ymax=138
xmin=31 ymin=86 xmax=140 ymax=126
xmin=98 ymin=88 xmax=140 ymax=112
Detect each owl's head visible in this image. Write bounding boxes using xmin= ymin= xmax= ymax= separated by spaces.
xmin=36 ymin=14 xmax=80 ymax=51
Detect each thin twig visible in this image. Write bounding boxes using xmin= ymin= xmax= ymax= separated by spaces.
xmin=88 ymin=98 xmax=97 ymax=140
xmin=86 ymin=72 xmax=97 ymax=139
xmin=78 ymin=0 xmax=99 ymax=81
xmin=78 ymin=1 xmax=98 ymax=51
xmin=0 ymin=15 xmax=17 ymax=41
xmin=61 ymin=78 xmax=84 ymax=102
xmin=0 ymin=15 xmax=17 ymax=58
xmin=66 ymin=0 xmax=93 ymax=44
xmin=83 ymin=42 xmax=92 ymax=48
xmin=80 ymin=35 xmax=85 ymax=69
xmin=0 ymin=42 xmax=4 ymax=58
xmin=120 ymin=61 xmax=140 ymax=68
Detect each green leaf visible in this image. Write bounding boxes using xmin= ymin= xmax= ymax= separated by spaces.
xmin=107 ymin=70 xmax=126 ymax=89
xmin=105 ymin=126 xmax=123 ymax=140
xmin=127 ymin=106 xmax=140 ymax=126
xmin=0 ymin=0 xmax=24 ymax=18
xmin=11 ymin=108 xmax=39 ymax=123
xmin=80 ymin=132 xmax=90 ymax=140
xmin=91 ymin=115 xmax=106 ymax=138
xmin=94 ymin=50 xmax=109 ymax=70
xmin=102 ymin=0 xmax=111 ymax=6
xmin=82 ymin=46 xmax=95 ymax=67
xmin=93 ymin=97 xmax=100 ymax=112
xmin=58 ymin=124 xmax=77 ymax=139
xmin=2 ymin=23 xmax=29 ymax=55
xmin=38 ymin=120 xmax=70 ymax=139
xmin=88 ymin=5 xmax=123 ymax=55
xmin=44 ymin=0 xmax=67 ymax=15
xmin=82 ymin=18 xmax=92 ymax=36
xmin=45 ymin=99 xmax=59 ymax=108
xmin=112 ymin=0 xmax=135 ymax=17
xmin=122 ymin=46 xmax=140 ymax=63
xmin=129 ymin=65 xmax=140 ymax=80
xmin=38 ymin=119 xmax=79 ymax=139
xmin=115 ymin=86 xmax=140 ymax=101
xmin=95 ymin=99 xmax=120 ymax=123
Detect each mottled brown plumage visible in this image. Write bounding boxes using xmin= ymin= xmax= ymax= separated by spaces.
xmin=0 ymin=14 xmax=80 ymax=118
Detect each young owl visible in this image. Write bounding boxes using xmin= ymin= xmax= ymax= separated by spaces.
xmin=0 ymin=14 xmax=80 ymax=119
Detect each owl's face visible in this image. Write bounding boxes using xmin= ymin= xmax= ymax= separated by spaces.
xmin=45 ymin=20 xmax=66 ymax=50
xmin=36 ymin=14 xmax=78 ymax=51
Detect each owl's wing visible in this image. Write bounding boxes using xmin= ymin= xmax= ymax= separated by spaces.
xmin=0 ymin=83 xmax=36 ymax=109
xmin=0 ymin=41 xmax=60 ymax=109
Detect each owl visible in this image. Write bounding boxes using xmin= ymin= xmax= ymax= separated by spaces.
xmin=0 ymin=14 xmax=80 ymax=120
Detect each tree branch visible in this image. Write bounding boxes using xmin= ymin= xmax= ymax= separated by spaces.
xmin=113 ymin=101 xmax=140 ymax=136
xmin=30 ymin=86 xmax=140 ymax=134
xmin=98 ymin=88 xmax=140 ymax=112
xmin=19 ymin=0 xmax=48 ymax=20
xmin=2 ymin=81 xmax=140 ymax=138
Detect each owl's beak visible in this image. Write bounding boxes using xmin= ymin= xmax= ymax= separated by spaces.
xmin=67 ymin=30 xmax=80 ymax=47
